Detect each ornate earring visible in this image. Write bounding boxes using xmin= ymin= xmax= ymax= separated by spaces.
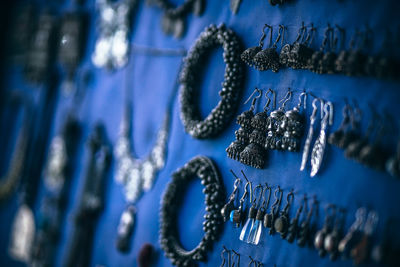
xmin=281 ymin=91 xmax=307 ymax=151
xmin=250 ymin=184 xmax=271 ymax=245
xmin=310 ymin=101 xmax=333 ymax=177
xmin=328 ymin=102 xmax=351 ymax=147
xmin=300 ymin=97 xmax=324 ymax=171
xmin=286 ymin=194 xmax=307 ymax=243
xmin=280 ymin=22 xmax=306 ymax=68
xmin=338 ymin=207 xmax=366 ymax=259
xmin=265 ymin=89 xmax=292 ymax=150
xmin=344 ymin=29 xmax=368 ymax=77
xmin=230 ymin=171 xmax=251 ymax=228
xmin=241 ymin=25 xmax=269 ymax=67
xmin=274 ymin=189 xmax=294 ymax=239
xmin=318 ymin=25 xmax=341 ymax=74
xmin=253 ymin=25 xmax=284 ymax=72
xmin=240 ymin=184 xmax=262 ymax=243
xmin=240 ymin=89 xmax=273 ymax=168
xmin=286 ymin=23 xmax=316 ymax=70
xmin=334 ymin=29 xmax=357 ymax=74
xmin=324 ymin=208 xmax=346 ymax=261
xmin=308 ymin=25 xmax=333 ymax=73
xmin=351 ymin=210 xmax=379 ymax=265
xmin=314 ymin=204 xmax=336 ymax=257
xmin=297 ymin=196 xmax=318 ymax=247
xmin=221 ymin=170 xmax=241 ymax=222
xmin=226 ymin=88 xmax=262 ymax=161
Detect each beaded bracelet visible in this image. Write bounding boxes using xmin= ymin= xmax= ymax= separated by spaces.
xmin=179 ymin=24 xmax=245 ymax=139
xmin=160 ymin=156 xmax=225 ymax=266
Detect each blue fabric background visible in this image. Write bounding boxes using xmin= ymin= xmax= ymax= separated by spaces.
xmin=1 ymin=0 xmax=400 ymax=266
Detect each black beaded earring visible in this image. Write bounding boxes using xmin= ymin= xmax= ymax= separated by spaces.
xmin=335 ymin=29 xmax=357 ymax=74
xmin=297 ymin=196 xmax=318 ymax=247
xmin=253 ymin=24 xmax=284 ymax=72
xmin=241 ymin=25 xmax=269 ymax=67
xmin=230 ymin=171 xmax=251 ymax=228
xmin=344 ymin=29 xmax=368 ymax=77
xmin=324 ymin=208 xmax=346 ymax=261
xmin=265 ymin=89 xmax=292 ymax=150
xmin=240 ymin=89 xmax=273 ymax=168
xmin=318 ymin=25 xmax=340 ymax=74
xmin=280 ymin=91 xmax=307 ymax=152
xmin=226 ymin=89 xmax=263 ymax=161
xmin=221 ymin=170 xmax=241 ymax=222
xmin=263 ymin=186 xmax=281 ymax=229
xmin=314 ymin=204 xmax=336 ymax=257
xmin=286 ymin=194 xmax=307 ymax=243
xmin=274 ymin=189 xmax=294 ymax=239
xmin=308 ymin=25 xmax=333 ymax=73
xmin=280 ymin=22 xmax=306 ymax=68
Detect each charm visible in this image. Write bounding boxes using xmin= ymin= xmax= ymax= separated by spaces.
xmin=253 ymin=25 xmax=284 ymax=72
xmin=116 ymin=205 xmax=136 ymax=252
xmin=314 ymin=204 xmax=336 ymax=257
xmin=274 ymin=189 xmax=294 ymax=239
xmin=297 ymin=196 xmax=318 ymax=247
xmin=338 ymin=207 xmax=366 ymax=259
xmin=240 ymin=184 xmax=262 ymax=243
xmin=241 ymin=25 xmax=268 ymax=67
xmin=324 ymin=209 xmax=346 ymax=261
xmin=308 ymin=25 xmax=333 ymax=73
xmin=263 ymin=186 xmax=282 ymax=234
xmin=226 ymin=89 xmax=262 ymax=161
xmin=221 ymin=171 xmax=241 ymax=222
xmin=286 ymin=194 xmax=306 ymax=243
xmin=229 ymin=171 xmax=251 ymax=228
xmin=280 ymin=91 xmax=307 ymax=151
xmin=310 ymin=101 xmax=333 ymax=177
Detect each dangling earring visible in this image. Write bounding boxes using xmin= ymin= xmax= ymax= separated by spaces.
xmin=339 ymin=101 xmax=361 ymax=149
xmin=286 ymin=194 xmax=307 ymax=243
xmin=324 ymin=208 xmax=346 ymax=261
xmin=281 ymin=90 xmax=307 ymax=152
xmin=297 ymin=196 xmax=318 ymax=247
xmin=241 ymin=25 xmax=269 ymax=67
xmin=338 ymin=207 xmax=366 ymax=259
xmin=335 ymin=29 xmax=357 ymax=74
xmin=308 ymin=25 xmax=333 ymax=73
xmin=319 ymin=25 xmax=340 ymax=74
xmin=328 ymin=102 xmax=351 ymax=147
xmin=250 ymin=184 xmax=271 ymax=245
xmin=280 ymin=22 xmax=306 ymax=67
xmin=240 ymin=89 xmax=273 ymax=168
xmin=240 ymin=184 xmax=262 ymax=243
xmin=230 ymin=171 xmax=251 ymax=228
xmin=253 ymin=24 xmax=284 ymax=72
xmin=292 ymin=24 xmax=317 ymax=70
xmin=310 ymin=101 xmax=334 ymax=177
xmin=274 ymin=189 xmax=294 ymax=239
xmin=314 ymin=204 xmax=336 ymax=257
xmin=351 ymin=210 xmax=379 ymax=265
xmin=226 ymin=88 xmax=262 ymax=161
xmin=263 ymin=186 xmax=283 ymax=235
xmin=265 ymin=89 xmax=292 ymax=150
xmin=345 ymin=28 xmax=370 ymax=77
xmin=300 ymin=97 xmax=324 ymax=171
xmin=221 ymin=170 xmax=241 ymax=222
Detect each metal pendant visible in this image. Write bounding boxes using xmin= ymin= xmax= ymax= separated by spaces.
xmin=230 ymin=0 xmax=242 ymax=14
xmin=116 ymin=206 xmax=136 ymax=252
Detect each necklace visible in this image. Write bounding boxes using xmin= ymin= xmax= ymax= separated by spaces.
xmin=114 ymin=58 xmax=180 ymax=252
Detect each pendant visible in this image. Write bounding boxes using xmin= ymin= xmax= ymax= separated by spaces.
xmin=116 ymin=206 xmax=136 ymax=252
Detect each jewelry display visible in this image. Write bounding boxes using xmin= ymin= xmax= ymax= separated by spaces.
xmin=286 ymin=194 xmax=306 ymax=243
xmin=274 ymin=189 xmax=294 ymax=239
xmin=240 ymin=184 xmax=262 ymax=243
xmin=226 ymin=89 xmax=262 ymax=162
xmin=230 ymin=171 xmax=251 ymax=228
xmin=92 ymin=0 xmax=137 ymax=69
xmin=146 ymin=0 xmax=205 ymax=38
xmin=253 ymin=25 xmax=284 ymax=72
xmin=252 ymin=184 xmax=271 ymax=245
xmin=310 ymin=101 xmax=333 ymax=177
xmin=0 ymin=92 xmax=33 ymax=202
xmin=63 ymin=123 xmax=111 ymax=267
xmin=179 ymin=24 xmax=245 ymax=139
xmin=314 ymin=204 xmax=336 ymax=257
xmin=24 ymin=10 xmax=58 ymax=84
xmin=159 ymin=156 xmax=225 ymax=266
xmin=58 ymin=11 xmax=88 ymax=94
xmin=241 ymin=25 xmax=268 ymax=68
xmin=30 ymin=115 xmax=81 ymax=267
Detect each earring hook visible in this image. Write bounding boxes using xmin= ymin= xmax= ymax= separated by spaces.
xmin=297 ymin=90 xmax=307 ymax=110
xmin=295 ymin=21 xmax=306 ymax=43
xmin=231 ymin=249 xmax=240 ymax=267
xmin=220 ymin=246 xmax=230 ymax=267
xmin=304 ymin=23 xmax=316 ymax=45
xmin=262 ymin=183 xmax=272 ymax=210
xmin=323 ymin=101 xmax=334 ymax=126
xmin=252 ymin=184 xmax=263 ymax=208
xmin=263 ymin=88 xmax=275 ymax=111
xmin=279 ymin=88 xmax=293 ymax=110
xmin=244 ymin=88 xmax=263 ymax=111
xmin=283 ymin=189 xmax=294 ymax=213
xmin=263 ymin=24 xmax=273 ymax=48
xmin=241 ymin=170 xmax=252 ymax=203
xmin=259 ymin=24 xmax=271 ymax=48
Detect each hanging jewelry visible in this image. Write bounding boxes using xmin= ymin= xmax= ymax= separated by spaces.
xmin=241 ymin=25 xmax=269 ymax=67
xmin=179 ymin=24 xmax=245 ymax=139
xmin=251 ymin=184 xmax=271 ymax=245
xmin=324 ymin=208 xmax=346 ymax=261
xmin=230 ymin=171 xmax=251 ymax=228
xmin=240 ymin=184 xmax=262 ymax=243
xmin=221 ymin=170 xmax=241 ymax=222
xmin=240 ymin=89 xmax=273 ymax=168
xmin=280 ymin=91 xmax=307 ymax=151
xmin=338 ymin=207 xmax=366 ymax=259
xmin=300 ymin=97 xmax=323 ymax=171
xmin=274 ymin=189 xmax=294 ymax=239
xmin=334 ymin=29 xmax=357 ymax=74
xmin=344 ymin=29 xmax=369 ymax=77
xmin=328 ymin=102 xmax=351 ymax=148
xmin=286 ymin=194 xmax=306 ymax=243
xmin=92 ymin=0 xmax=137 ymax=69
xmin=247 ymin=185 xmax=267 ymax=244
xmin=314 ymin=204 xmax=336 ymax=257
xmin=351 ymin=210 xmax=379 ymax=265
xmin=231 ymin=249 xmax=241 ymax=266
xmin=265 ymin=89 xmax=291 ymax=150
xmin=263 ymin=186 xmax=283 ymax=235
xmin=280 ymin=22 xmax=306 ymax=68
xmin=318 ymin=25 xmax=339 ymax=74
xmin=253 ymin=25 xmax=284 ymax=72
xmin=226 ymin=89 xmax=262 ymax=161
xmin=338 ymin=101 xmax=361 ymax=149
xmin=146 ymin=0 xmax=204 ymax=39
xmin=297 ymin=196 xmax=318 ymax=247
xmin=159 ymin=156 xmax=225 ymax=266
xmin=310 ymin=101 xmax=333 ymax=177
xmin=308 ymin=25 xmax=333 ymax=73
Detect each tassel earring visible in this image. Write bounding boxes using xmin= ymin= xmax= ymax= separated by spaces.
xmin=250 ymin=183 xmax=271 ymax=245
xmin=240 ymin=184 xmax=262 ymax=243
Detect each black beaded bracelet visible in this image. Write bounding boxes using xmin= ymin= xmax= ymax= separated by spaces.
xmin=159 ymin=156 xmax=225 ymax=266
xmin=179 ymin=23 xmax=245 ymax=139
